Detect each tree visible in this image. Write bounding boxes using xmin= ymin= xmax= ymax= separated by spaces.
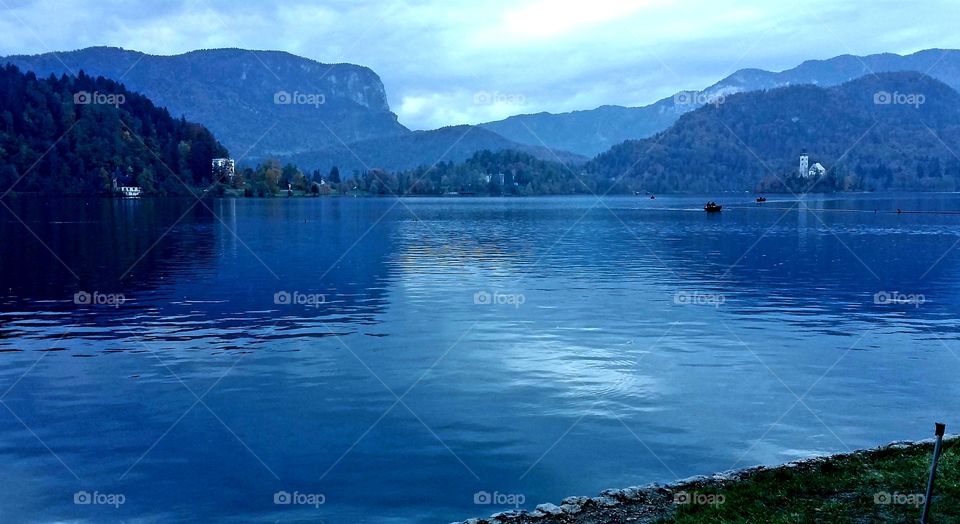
xmin=292 ymin=171 xmax=307 ymax=191
xmin=136 ymin=166 xmax=157 ymax=194
xmin=246 ymin=159 xmax=283 ymax=195
xmin=329 ymin=165 xmax=341 ymax=184
xmin=281 ymin=163 xmax=300 ymax=187
xmin=0 ymin=165 xmax=18 ymax=193
xmin=0 ymin=64 xmax=228 ymax=195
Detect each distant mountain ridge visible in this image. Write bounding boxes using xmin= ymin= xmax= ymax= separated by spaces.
xmin=283 ymin=124 xmax=587 ymax=175
xmin=10 ymin=46 xmax=960 ymax=180
xmin=2 ymin=46 xmax=409 ymax=158
xmin=480 ymin=49 xmax=960 ymax=156
xmin=586 ymin=72 xmax=960 ymax=193
xmin=2 ymin=46 xmax=587 ymax=174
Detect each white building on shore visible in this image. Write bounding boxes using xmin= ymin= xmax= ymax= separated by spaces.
xmin=799 ymin=153 xmax=827 ymax=178
xmin=212 ymin=158 xmax=236 ymax=182
xmin=112 ymin=177 xmax=141 ymax=198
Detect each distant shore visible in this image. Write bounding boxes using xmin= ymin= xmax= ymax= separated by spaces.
xmin=454 ymin=436 xmax=958 ymax=524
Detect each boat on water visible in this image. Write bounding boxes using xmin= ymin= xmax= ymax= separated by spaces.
xmin=756 ymin=197 xmax=767 ymax=203
xmin=704 ymin=201 xmax=722 ymax=213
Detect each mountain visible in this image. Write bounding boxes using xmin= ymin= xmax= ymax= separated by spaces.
xmin=0 ymin=64 xmax=228 ymax=195
xmin=480 ymin=49 xmax=960 ymax=156
xmin=281 ymin=124 xmax=587 ymax=175
xmin=1 ymin=46 xmax=408 ymax=159
xmin=478 ymin=105 xmax=683 ymax=162
xmin=586 ymin=72 xmax=960 ymax=193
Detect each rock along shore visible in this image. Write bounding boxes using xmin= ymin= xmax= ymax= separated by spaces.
xmin=450 ymin=437 xmax=949 ymax=524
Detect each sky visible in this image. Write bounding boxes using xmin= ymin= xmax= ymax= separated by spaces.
xmin=0 ymin=0 xmax=958 ymax=130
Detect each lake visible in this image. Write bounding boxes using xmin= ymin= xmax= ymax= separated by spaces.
xmin=1 ymin=194 xmax=959 ymax=523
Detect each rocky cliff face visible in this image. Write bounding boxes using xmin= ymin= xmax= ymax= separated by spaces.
xmin=3 ymin=46 xmax=409 ymax=158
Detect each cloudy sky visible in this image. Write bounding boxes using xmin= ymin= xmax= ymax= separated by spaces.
xmin=1 ymin=0 xmax=958 ymax=130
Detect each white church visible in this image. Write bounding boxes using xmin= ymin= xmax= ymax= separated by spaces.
xmin=799 ymin=153 xmax=827 ymax=178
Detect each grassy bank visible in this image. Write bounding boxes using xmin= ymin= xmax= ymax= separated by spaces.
xmin=669 ymin=438 xmax=958 ymax=523
xmin=458 ymin=437 xmax=959 ymax=524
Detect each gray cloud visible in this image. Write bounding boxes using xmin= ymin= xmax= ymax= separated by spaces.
xmin=1 ymin=0 xmax=958 ymax=130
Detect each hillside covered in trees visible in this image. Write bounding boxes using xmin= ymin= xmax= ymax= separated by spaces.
xmin=587 ymin=72 xmax=960 ymax=193
xmin=479 ymin=49 xmax=960 ymax=157
xmin=230 ymin=149 xmax=593 ymax=197
xmin=392 ymin=149 xmax=592 ymax=195
xmin=0 ymin=64 xmax=228 ymax=196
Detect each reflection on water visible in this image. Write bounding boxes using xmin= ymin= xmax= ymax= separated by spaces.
xmin=1 ymin=194 xmax=960 ymax=522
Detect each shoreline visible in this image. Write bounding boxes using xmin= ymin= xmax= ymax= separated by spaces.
xmin=0 ymin=189 xmax=903 ymax=199
xmin=453 ymin=436 xmax=956 ymax=524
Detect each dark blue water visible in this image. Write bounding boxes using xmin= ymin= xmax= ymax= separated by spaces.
xmin=1 ymin=194 xmax=959 ymax=523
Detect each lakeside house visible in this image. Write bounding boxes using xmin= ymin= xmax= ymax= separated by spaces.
xmin=212 ymin=158 xmax=236 ymax=183
xmin=484 ymin=172 xmax=506 ymax=185
xmin=111 ymin=175 xmax=141 ymax=198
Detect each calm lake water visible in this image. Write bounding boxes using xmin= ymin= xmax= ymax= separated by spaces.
xmin=1 ymin=194 xmax=959 ymax=523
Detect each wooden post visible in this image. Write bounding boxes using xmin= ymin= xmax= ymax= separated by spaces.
xmin=920 ymin=422 xmax=946 ymax=524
